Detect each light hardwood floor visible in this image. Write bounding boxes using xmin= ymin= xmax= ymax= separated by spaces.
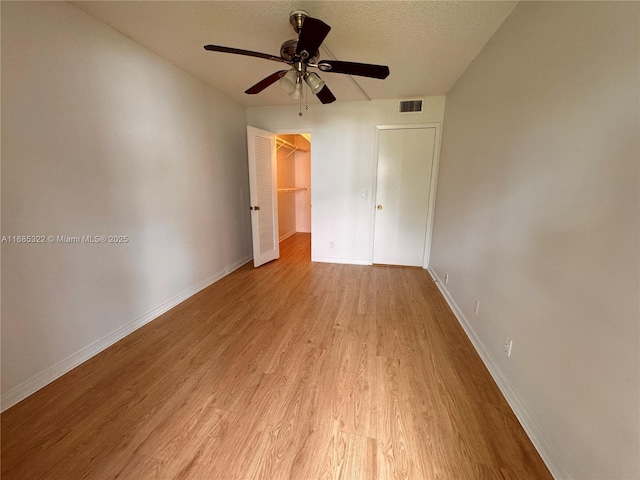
xmin=1 ymin=233 xmax=552 ymax=479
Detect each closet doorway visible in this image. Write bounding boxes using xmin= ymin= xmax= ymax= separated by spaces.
xmin=275 ymin=133 xmax=311 ymax=257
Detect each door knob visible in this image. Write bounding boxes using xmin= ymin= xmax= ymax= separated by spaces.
xmin=377 ymin=205 xmax=383 ymax=210
xmin=250 ymin=206 xmax=260 ymax=211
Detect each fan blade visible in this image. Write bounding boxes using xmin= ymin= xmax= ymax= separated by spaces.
xmin=296 ymin=17 xmax=331 ymax=58
xmin=245 ymin=70 xmax=288 ymax=94
xmin=317 ymin=60 xmax=389 ymax=79
xmin=204 ymin=45 xmax=286 ymax=64
xmin=316 ymin=85 xmax=336 ymax=104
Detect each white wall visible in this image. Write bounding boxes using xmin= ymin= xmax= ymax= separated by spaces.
xmin=248 ymin=98 xmax=445 ymax=264
xmin=430 ymin=2 xmax=639 ymax=479
xmin=1 ymin=2 xmax=252 ymax=409
xmin=294 ymin=136 xmax=311 ymax=234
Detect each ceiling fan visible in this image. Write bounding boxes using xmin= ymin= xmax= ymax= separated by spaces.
xmin=203 ymin=10 xmax=390 ymax=104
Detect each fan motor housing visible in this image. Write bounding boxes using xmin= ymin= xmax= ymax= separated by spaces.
xmin=280 ymin=39 xmax=319 ymax=63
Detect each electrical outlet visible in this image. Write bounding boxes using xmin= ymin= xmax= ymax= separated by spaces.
xmin=329 ymin=241 xmax=334 ymax=249
xmin=361 ymin=190 xmax=368 ymax=200
xmin=504 ymin=338 xmax=513 ymax=357
xmin=474 ymin=300 xmax=480 ymax=315
xmin=444 ymin=272 xmax=449 ymax=284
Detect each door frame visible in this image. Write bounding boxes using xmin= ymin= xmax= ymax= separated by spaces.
xmin=273 ymin=127 xmax=314 ymax=255
xmin=369 ymin=123 xmax=442 ymax=268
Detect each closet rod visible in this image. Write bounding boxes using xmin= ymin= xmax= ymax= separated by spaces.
xmin=276 ymin=137 xmax=309 ymax=153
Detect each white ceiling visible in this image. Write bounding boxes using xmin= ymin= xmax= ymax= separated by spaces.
xmin=72 ymin=1 xmax=517 ymax=107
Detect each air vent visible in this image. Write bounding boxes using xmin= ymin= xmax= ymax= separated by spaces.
xmin=398 ymin=99 xmax=424 ymax=114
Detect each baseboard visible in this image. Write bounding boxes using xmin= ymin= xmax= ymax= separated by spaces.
xmin=427 ymin=268 xmax=571 ymax=480
xmin=1 ymin=255 xmax=252 ymax=412
xmin=311 ymin=256 xmax=371 ymax=266
xmin=279 ymin=231 xmax=296 ymax=242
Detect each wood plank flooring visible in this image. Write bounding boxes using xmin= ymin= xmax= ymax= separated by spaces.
xmin=1 ymin=233 xmax=552 ymax=479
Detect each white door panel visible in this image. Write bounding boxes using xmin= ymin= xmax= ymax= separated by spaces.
xmin=373 ymin=127 xmax=436 ymax=266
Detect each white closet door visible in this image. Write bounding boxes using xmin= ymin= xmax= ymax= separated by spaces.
xmin=247 ymin=126 xmax=279 ymax=267
xmin=373 ymin=127 xmax=436 ymax=266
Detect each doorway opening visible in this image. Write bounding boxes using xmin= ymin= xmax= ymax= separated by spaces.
xmin=275 ymin=133 xmax=311 ymax=259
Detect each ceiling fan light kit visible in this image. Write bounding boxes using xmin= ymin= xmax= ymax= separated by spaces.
xmin=304 ymin=72 xmax=325 ymax=95
xmin=203 ymin=9 xmax=390 ymax=106
xmin=289 ymin=80 xmax=303 ymax=100
xmin=279 ymin=69 xmax=298 ymax=94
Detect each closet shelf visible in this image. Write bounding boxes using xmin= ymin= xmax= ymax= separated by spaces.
xmin=277 ymin=187 xmax=307 ymax=193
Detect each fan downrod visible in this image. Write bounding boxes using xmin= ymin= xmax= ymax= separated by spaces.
xmin=282 ymin=10 xmax=320 ymax=63
xmin=289 ymin=9 xmax=310 ymax=33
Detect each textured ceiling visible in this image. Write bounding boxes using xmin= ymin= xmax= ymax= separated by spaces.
xmin=72 ymin=1 xmax=517 ymax=107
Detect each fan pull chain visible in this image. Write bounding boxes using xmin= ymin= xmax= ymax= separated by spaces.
xmin=299 ymin=83 xmax=303 ymax=116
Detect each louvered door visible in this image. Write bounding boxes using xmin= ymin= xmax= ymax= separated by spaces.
xmin=247 ymin=126 xmax=280 ymax=267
